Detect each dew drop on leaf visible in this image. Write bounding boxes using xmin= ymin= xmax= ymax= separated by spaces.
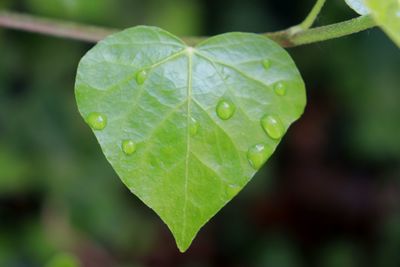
xmin=262 ymin=59 xmax=271 ymax=70
xmin=274 ymin=82 xmax=286 ymax=96
xmin=216 ymin=99 xmax=236 ymax=120
xmin=247 ymin=143 xmax=271 ymax=170
xmin=122 ymin=140 xmax=137 ymax=155
xmin=86 ymin=112 xmax=107 ymax=130
xmin=136 ymin=70 xmax=147 ymax=85
xmin=261 ymin=115 xmax=284 ymax=140
xmin=189 ymin=117 xmax=199 ymax=136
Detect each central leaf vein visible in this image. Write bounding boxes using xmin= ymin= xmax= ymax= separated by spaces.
xmin=182 ymin=48 xmax=193 ymax=243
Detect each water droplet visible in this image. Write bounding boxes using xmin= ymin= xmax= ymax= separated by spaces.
xmin=262 ymin=59 xmax=271 ymax=70
xmin=122 ymin=140 xmax=136 ymax=155
xmin=261 ymin=115 xmax=284 ymax=140
xmin=216 ymin=99 xmax=236 ymax=120
xmin=247 ymin=143 xmax=272 ymax=170
xmin=136 ymin=70 xmax=147 ymax=85
xmin=226 ymin=184 xmax=241 ymax=198
xmin=86 ymin=112 xmax=107 ymax=130
xmin=189 ymin=117 xmax=199 ymax=136
xmin=274 ymin=82 xmax=286 ymax=96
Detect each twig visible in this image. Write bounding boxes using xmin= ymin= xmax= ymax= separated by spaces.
xmin=266 ymin=15 xmax=377 ymax=47
xmin=0 ymin=11 xmax=117 ymax=43
xmin=0 ymin=10 xmax=377 ymax=48
xmin=299 ymin=0 xmax=326 ymax=30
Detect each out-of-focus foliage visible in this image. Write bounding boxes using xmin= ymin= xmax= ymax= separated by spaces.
xmin=378 ymin=215 xmax=400 ymax=267
xmin=324 ymin=32 xmax=400 ymax=160
xmin=319 ymin=241 xmax=361 ymax=267
xmin=253 ymin=235 xmax=300 ymax=267
xmin=45 ymin=253 xmax=81 ymax=267
xmin=146 ymin=0 xmax=203 ymax=35
xmin=0 ymin=0 xmax=11 ymax=9
xmin=25 ymin=0 xmax=116 ymax=23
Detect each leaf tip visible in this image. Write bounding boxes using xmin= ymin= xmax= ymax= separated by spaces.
xmin=176 ymin=237 xmax=193 ymax=253
xmin=178 ymin=245 xmax=189 ymax=253
xmin=171 ymin=227 xmax=198 ymax=253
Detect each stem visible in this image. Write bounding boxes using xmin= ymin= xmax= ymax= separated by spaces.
xmin=293 ymin=15 xmax=376 ymax=46
xmin=265 ymin=15 xmax=377 ymax=47
xmin=299 ymin=0 xmax=326 ymax=30
xmin=0 ymin=11 xmax=118 ymax=42
xmin=0 ymin=10 xmax=377 ymax=48
xmin=0 ymin=11 xmax=203 ymax=46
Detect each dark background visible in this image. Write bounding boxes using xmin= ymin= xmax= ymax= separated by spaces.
xmin=1 ymin=0 xmax=400 ymax=266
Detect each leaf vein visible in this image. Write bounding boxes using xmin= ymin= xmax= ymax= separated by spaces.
xmin=181 ymin=49 xmax=192 ymax=244
xmin=194 ymin=51 xmax=273 ymax=92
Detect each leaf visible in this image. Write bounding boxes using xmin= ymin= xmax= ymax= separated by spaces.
xmin=344 ymin=0 xmax=370 ymax=15
xmin=366 ymin=0 xmax=400 ymax=47
xmin=75 ymin=26 xmax=306 ymax=252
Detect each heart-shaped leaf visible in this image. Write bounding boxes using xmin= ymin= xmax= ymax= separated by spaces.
xmin=345 ymin=0 xmax=370 ymax=15
xmin=366 ymin=0 xmax=400 ymax=47
xmin=75 ymin=26 xmax=306 ymax=252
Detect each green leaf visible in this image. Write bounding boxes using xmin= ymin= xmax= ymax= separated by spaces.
xmin=366 ymin=0 xmax=400 ymax=47
xmin=345 ymin=0 xmax=370 ymax=15
xmin=75 ymin=26 xmax=306 ymax=252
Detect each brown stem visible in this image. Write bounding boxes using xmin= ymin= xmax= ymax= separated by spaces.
xmin=0 ymin=11 xmax=117 ymax=42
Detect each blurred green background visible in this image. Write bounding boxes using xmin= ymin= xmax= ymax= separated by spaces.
xmin=0 ymin=0 xmax=399 ymax=266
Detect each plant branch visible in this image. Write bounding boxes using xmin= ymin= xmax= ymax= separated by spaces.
xmin=0 ymin=10 xmax=118 ymax=42
xmin=299 ymin=0 xmax=326 ymax=30
xmin=265 ymin=15 xmax=377 ymax=47
xmin=0 ymin=10 xmax=377 ymax=48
